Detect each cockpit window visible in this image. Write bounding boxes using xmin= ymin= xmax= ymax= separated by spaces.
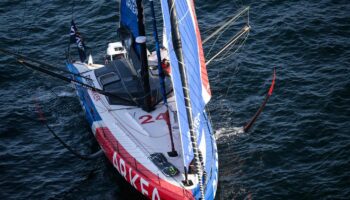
xmin=99 ymin=72 xmax=120 ymax=86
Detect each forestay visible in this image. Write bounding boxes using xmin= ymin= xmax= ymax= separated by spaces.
xmin=161 ymin=0 xmax=211 ymax=167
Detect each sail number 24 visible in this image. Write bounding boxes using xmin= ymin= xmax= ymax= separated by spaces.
xmin=139 ymin=113 xmax=167 ymax=125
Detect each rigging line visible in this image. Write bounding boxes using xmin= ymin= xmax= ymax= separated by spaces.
xmin=16 ymin=0 xmax=28 ymax=54
xmin=247 ymin=7 xmax=250 ymax=27
xmin=17 ymin=59 xmax=134 ymax=104
xmin=71 ymin=0 xmax=75 ymax=20
xmin=44 ymin=121 xmax=104 ymax=160
xmin=214 ymin=59 xmax=243 ymax=124
xmin=213 ymin=68 xmax=238 ymax=127
xmin=69 ymin=70 xmax=125 ymax=114
xmin=202 ymin=6 xmax=249 ymax=45
xmin=67 ymin=0 xmax=76 ymax=59
xmin=220 ymin=66 xmax=241 ymax=92
xmin=209 ymin=30 xmax=249 ymax=63
xmin=111 ymin=61 xmax=140 ymax=106
xmin=102 ymin=106 xmax=137 ymax=111
xmin=48 ymin=161 xmax=103 ymax=199
xmin=95 ymin=94 xmax=112 ymax=113
xmin=176 ymin=7 xmax=190 ymax=26
xmin=200 ymin=4 xmax=245 ymax=36
xmin=205 ymin=16 xmax=235 ymax=57
xmin=220 ymin=12 xmax=250 ymax=59
xmin=52 ymin=75 xmax=110 ymax=113
xmin=153 ymin=88 xmax=174 ymax=106
xmin=167 ymin=3 xmax=245 ymax=67
xmin=0 ymin=48 xmax=92 ymax=80
xmin=95 ymin=88 xmax=127 ymax=113
xmin=213 ymin=30 xmax=246 ymax=60
xmin=208 ymin=17 xmax=249 ymax=59
xmin=203 ymin=10 xmax=249 ymax=55
xmin=206 ymin=25 xmax=250 ymax=65
xmin=217 ymin=35 xmax=245 ymax=60
xmin=33 ymin=99 xmax=103 ymax=160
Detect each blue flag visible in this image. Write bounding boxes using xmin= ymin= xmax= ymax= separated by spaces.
xmin=70 ymin=20 xmax=86 ymax=62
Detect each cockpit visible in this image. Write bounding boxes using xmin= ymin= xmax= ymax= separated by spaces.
xmin=98 ymin=39 xmax=172 ymax=107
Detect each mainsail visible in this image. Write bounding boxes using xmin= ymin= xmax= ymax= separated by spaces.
xmin=161 ymin=0 xmax=211 ymax=168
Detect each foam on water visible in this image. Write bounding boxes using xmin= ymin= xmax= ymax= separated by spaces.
xmin=215 ymin=127 xmax=245 ymax=141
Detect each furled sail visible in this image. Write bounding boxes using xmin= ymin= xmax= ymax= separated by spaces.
xmin=119 ymin=0 xmax=140 ymax=39
xmin=161 ymin=0 xmax=212 ymax=167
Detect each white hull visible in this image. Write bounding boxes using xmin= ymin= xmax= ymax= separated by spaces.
xmin=66 ymin=62 xmax=218 ymax=199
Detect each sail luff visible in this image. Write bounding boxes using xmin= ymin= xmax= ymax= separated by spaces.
xmin=166 ymin=0 xmax=205 ymax=198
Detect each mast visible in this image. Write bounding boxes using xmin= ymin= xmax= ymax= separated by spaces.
xmin=167 ymin=0 xmax=205 ymax=198
xmin=136 ymin=0 xmax=152 ymax=112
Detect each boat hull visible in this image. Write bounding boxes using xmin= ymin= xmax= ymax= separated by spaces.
xmin=66 ymin=62 xmax=218 ymax=200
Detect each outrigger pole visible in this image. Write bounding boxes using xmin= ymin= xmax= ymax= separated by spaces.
xmin=206 ymin=25 xmax=250 ymax=65
xmin=202 ymin=6 xmax=250 ymax=45
xmin=167 ymin=0 xmax=205 ymax=198
xmin=0 ymin=48 xmax=91 ymax=80
xmin=12 ymin=57 xmax=136 ymax=105
xmin=149 ymin=0 xmax=178 ymax=157
xmin=202 ymin=6 xmax=250 ymax=65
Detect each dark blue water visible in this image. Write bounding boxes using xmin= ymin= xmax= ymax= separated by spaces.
xmin=1 ymin=0 xmax=349 ymax=199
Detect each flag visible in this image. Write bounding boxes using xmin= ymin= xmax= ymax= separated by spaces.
xmin=70 ymin=20 xmax=86 ymax=62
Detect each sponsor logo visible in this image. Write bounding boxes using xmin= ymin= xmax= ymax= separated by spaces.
xmin=193 ymin=113 xmax=201 ymax=133
xmin=126 ymin=0 xmax=138 ymax=15
xmin=112 ymin=152 xmax=160 ymax=200
xmin=92 ymin=91 xmax=100 ymax=101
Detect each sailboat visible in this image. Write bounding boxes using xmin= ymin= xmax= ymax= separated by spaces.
xmin=66 ymin=0 xmax=218 ymax=199
xmin=0 ymin=0 xmax=278 ymax=199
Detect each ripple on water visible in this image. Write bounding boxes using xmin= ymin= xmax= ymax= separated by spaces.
xmin=0 ymin=0 xmax=350 ymax=199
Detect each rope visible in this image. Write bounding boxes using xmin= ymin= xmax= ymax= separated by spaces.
xmin=16 ymin=0 xmax=27 ymax=54
xmin=33 ymin=98 xmax=103 ymax=160
xmin=207 ymin=30 xmax=249 ymax=64
xmin=206 ymin=25 xmax=250 ymax=65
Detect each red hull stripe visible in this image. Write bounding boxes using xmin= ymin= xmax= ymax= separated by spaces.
xmin=95 ymin=127 xmax=195 ymax=200
xmin=190 ymin=0 xmax=211 ymax=98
